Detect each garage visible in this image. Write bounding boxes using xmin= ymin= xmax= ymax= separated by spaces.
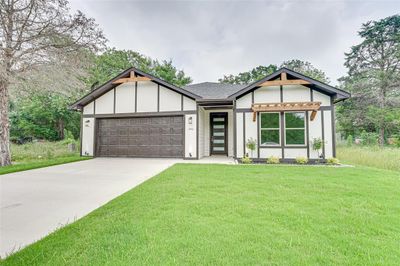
xmin=96 ymin=116 xmax=184 ymax=157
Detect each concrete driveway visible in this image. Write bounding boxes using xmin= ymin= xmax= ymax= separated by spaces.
xmin=0 ymin=158 xmax=181 ymax=258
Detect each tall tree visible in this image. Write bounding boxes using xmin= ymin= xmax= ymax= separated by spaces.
xmin=219 ymin=65 xmax=277 ymax=84
xmin=280 ymin=60 xmax=330 ymax=83
xmin=87 ymin=48 xmax=192 ymax=88
xmin=343 ymin=14 xmax=400 ymax=146
xmin=0 ymin=0 xmax=106 ymax=166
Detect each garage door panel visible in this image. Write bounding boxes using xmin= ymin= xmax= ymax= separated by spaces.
xmin=96 ymin=116 xmax=184 ymax=157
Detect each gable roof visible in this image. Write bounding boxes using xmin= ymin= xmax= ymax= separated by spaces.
xmin=70 ymin=67 xmax=201 ymax=110
xmin=183 ymin=82 xmax=247 ymax=100
xmin=229 ymin=67 xmax=351 ymax=102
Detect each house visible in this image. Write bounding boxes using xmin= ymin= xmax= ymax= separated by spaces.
xmin=70 ymin=67 xmax=350 ymax=161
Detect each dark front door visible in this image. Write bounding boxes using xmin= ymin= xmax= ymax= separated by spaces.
xmin=210 ymin=113 xmax=228 ymax=155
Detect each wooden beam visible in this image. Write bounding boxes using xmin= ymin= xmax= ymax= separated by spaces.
xmin=130 ymin=71 xmax=135 ymax=78
xmin=259 ymin=79 xmax=310 ymax=87
xmin=252 ymin=111 xmax=257 ymax=122
xmin=252 ymin=101 xmax=321 ymax=113
xmin=310 ymin=110 xmax=318 ymax=121
xmin=112 ymin=76 xmax=151 ymax=84
xmin=281 ymin=72 xmax=287 ymax=81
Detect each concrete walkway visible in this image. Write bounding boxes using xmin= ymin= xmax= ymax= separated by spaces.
xmin=0 ymin=158 xmax=180 ymax=258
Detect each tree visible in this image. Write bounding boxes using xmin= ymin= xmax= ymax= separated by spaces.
xmin=343 ymin=15 xmax=400 ymax=146
xmin=0 ymin=0 xmax=106 ymax=166
xmin=218 ymin=60 xmax=329 ymax=85
xmin=87 ymin=48 xmax=192 ymax=88
xmin=219 ymin=65 xmax=277 ymax=84
xmin=280 ymin=60 xmax=330 ymax=83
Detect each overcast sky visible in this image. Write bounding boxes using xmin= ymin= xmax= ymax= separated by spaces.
xmin=69 ymin=0 xmax=400 ymax=85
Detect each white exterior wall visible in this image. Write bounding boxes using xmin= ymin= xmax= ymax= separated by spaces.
xmin=185 ymin=114 xmax=197 ymax=158
xmin=283 ymin=85 xmax=310 ymax=102
xmin=198 ymin=108 xmax=205 ymax=158
xmin=244 ymin=112 xmax=258 ymax=158
xmin=83 ymin=101 xmax=94 ymax=115
xmin=236 ymin=93 xmax=252 ymax=108
xmin=235 ymin=113 xmax=244 ymax=157
xmin=159 ymin=86 xmax=182 ymax=112
xmin=95 ymin=90 xmax=114 ymax=114
xmin=323 ymin=110 xmax=333 ymax=158
xmin=259 ymin=148 xmax=281 ymax=158
xmin=136 ymin=81 xmax=158 ymax=112
xmin=309 ymin=110 xmax=323 ymax=159
xmin=115 ymin=82 xmax=135 ymax=113
xmin=183 ymin=96 xmax=196 ymax=111
xmin=313 ymin=91 xmax=331 ymax=106
xmin=254 ymin=86 xmax=280 ymax=103
xmin=284 ymin=148 xmax=308 ymax=158
xmin=81 ymin=117 xmax=94 ymax=156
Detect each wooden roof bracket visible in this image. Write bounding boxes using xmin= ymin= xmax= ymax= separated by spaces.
xmin=112 ymin=70 xmax=151 ymax=84
xmin=258 ymin=71 xmax=311 ymax=87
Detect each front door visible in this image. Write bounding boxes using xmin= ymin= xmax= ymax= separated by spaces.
xmin=210 ymin=113 xmax=228 ymax=155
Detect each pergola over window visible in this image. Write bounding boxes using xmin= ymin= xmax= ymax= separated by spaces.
xmin=251 ymin=101 xmax=321 ymax=122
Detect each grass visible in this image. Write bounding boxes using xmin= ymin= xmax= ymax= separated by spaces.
xmin=0 ymin=141 xmax=90 ymax=175
xmin=0 ymin=156 xmax=91 ymax=175
xmin=337 ymin=145 xmax=400 ymax=171
xmin=2 ymin=164 xmax=400 ymax=265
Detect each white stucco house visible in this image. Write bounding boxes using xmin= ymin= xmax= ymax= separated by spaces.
xmin=70 ymin=67 xmax=350 ymax=162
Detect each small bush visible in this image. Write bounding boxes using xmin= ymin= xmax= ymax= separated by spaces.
xmin=266 ymin=156 xmax=280 ymax=164
xmin=295 ymin=157 xmax=308 ymax=164
xmin=346 ymin=135 xmax=353 ymax=146
xmin=326 ymin=157 xmax=340 ymax=165
xmin=360 ymin=130 xmax=378 ymax=146
xmin=241 ymin=156 xmax=252 ymax=164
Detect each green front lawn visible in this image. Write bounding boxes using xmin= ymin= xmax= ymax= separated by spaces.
xmin=3 ymin=164 xmax=400 ymax=265
xmin=0 ymin=156 xmax=91 ymax=175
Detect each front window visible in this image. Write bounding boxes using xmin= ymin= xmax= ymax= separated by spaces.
xmin=285 ymin=112 xmax=306 ymax=145
xmin=260 ymin=113 xmax=280 ymax=145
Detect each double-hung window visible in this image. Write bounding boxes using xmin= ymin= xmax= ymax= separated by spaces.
xmin=260 ymin=113 xmax=280 ymax=146
xmin=285 ymin=112 xmax=306 ymax=145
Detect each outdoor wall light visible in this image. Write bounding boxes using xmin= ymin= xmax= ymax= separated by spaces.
xmin=188 ymin=117 xmax=193 ymax=124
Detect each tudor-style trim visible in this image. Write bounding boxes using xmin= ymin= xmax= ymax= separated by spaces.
xmin=310 ymin=88 xmax=314 ymax=102
xmin=157 ymin=84 xmax=160 ymax=112
xmin=229 ymin=67 xmax=350 ymax=102
xmin=113 ymin=88 xmax=116 ymax=114
xmin=321 ymin=110 xmax=325 ymax=159
xmin=93 ymin=99 xmax=96 ymax=115
xmin=243 ymin=112 xmax=246 ymax=157
xmin=331 ymin=97 xmax=336 ymax=157
xmin=83 ymin=110 xmax=196 ymax=118
xmin=257 ymin=112 xmax=260 ymax=158
xmin=233 ymin=101 xmax=237 ymax=158
xmin=280 ymin=85 xmax=283 ymax=102
xmin=183 ymin=113 xmax=186 ymax=158
xmin=134 ymin=81 xmax=138 ymax=113
xmin=251 ymin=91 xmax=254 ymax=104
xmin=181 ymin=95 xmax=184 ymax=111
xmin=280 ymin=112 xmax=285 ymax=158
xmin=70 ymin=67 xmax=201 ymax=110
xmin=79 ymin=113 xmax=83 ymax=156
xmin=306 ymin=110 xmax=310 ymax=159
xmin=93 ymin=118 xmax=98 ymax=157
xmin=196 ymin=105 xmax=199 ymax=159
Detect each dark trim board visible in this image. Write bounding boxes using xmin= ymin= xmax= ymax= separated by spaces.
xmin=79 ymin=113 xmax=83 ymax=156
xmin=83 ymin=110 xmax=196 ymax=118
xmin=331 ymin=98 xmax=336 ymax=157
xmin=321 ymin=110 xmax=325 ymax=159
xmin=196 ymin=105 xmax=199 ymax=159
xmin=233 ymin=101 xmax=237 ymax=158
xmin=306 ymin=110 xmax=310 ymax=159
xmin=243 ymin=112 xmax=246 ymax=157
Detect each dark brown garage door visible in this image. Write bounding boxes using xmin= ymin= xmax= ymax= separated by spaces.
xmin=96 ymin=116 xmax=184 ymax=157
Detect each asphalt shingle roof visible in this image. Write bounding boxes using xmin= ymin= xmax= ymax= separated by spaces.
xmin=183 ymin=82 xmax=248 ymax=99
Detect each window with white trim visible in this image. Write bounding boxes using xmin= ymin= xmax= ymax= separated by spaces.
xmin=260 ymin=112 xmax=280 ymax=145
xmin=285 ymin=112 xmax=306 ymax=145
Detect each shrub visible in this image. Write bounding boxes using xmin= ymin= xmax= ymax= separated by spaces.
xmin=241 ymin=156 xmax=252 ymax=164
xmin=266 ymin=156 xmax=280 ymax=164
xmin=295 ymin=157 xmax=308 ymax=164
xmin=246 ymin=138 xmax=257 ymax=158
xmin=360 ymin=130 xmax=378 ymax=146
xmin=326 ymin=157 xmax=340 ymax=165
xmin=346 ymin=135 xmax=353 ymax=146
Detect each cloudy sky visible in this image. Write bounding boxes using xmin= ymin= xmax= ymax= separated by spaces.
xmin=69 ymin=0 xmax=400 ymax=85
